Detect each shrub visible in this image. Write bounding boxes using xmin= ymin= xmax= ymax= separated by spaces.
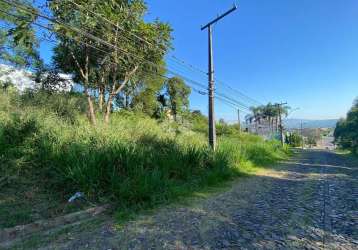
xmin=20 ymin=90 xmax=87 ymax=123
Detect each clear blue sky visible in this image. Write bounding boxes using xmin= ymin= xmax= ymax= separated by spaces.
xmin=40 ymin=0 xmax=358 ymax=121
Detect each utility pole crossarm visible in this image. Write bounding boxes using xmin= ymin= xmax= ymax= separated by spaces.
xmin=201 ymin=4 xmax=238 ymax=30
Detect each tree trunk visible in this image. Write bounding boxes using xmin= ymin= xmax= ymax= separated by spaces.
xmin=172 ymin=103 xmax=177 ymax=121
xmin=125 ymin=94 xmax=129 ymax=109
xmin=104 ymin=66 xmax=138 ymax=124
xmin=85 ymin=89 xmax=97 ymax=126
xmin=98 ymin=85 xmax=104 ymax=112
xmin=104 ymin=71 xmax=118 ymax=124
xmin=70 ymin=48 xmax=96 ymax=125
xmin=104 ymin=94 xmax=113 ymax=124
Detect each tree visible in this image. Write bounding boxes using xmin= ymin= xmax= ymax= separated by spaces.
xmin=246 ymin=103 xmax=290 ymax=135
xmin=52 ymin=36 xmax=99 ymax=125
xmin=165 ymin=76 xmax=191 ymax=121
xmin=285 ymin=132 xmax=302 ymax=147
xmin=188 ymin=110 xmax=208 ymax=134
xmin=49 ymin=0 xmax=172 ymax=125
xmin=0 ymin=0 xmax=42 ymax=69
xmin=39 ymin=68 xmax=73 ymax=93
xmin=129 ymin=64 xmax=167 ymax=116
xmin=334 ymin=98 xmax=358 ymax=153
xmin=216 ymin=119 xmax=240 ymax=137
xmin=50 ymin=0 xmax=106 ymax=125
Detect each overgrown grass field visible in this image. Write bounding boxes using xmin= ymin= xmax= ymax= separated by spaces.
xmin=0 ymin=89 xmax=288 ymax=227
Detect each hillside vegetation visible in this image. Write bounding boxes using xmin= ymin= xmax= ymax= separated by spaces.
xmin=334 ymin=98 xmax=358 ymax=154
xmin=0 ymin=89 xmax=288 ymax=225
xmin=0 ymin=0 xmax=290 ymax=227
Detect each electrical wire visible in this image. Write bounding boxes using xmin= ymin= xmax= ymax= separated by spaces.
xmin=63 ymin=0 xmax=262 ymax=107
xmin=0 ymin=1 xmax=254 ymax=114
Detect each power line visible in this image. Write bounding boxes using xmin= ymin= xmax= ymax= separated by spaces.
xmin=1 ymin=9 xmax=250 ymax=123
xmin=1 ymin=0 xmax=255 ymax=115
xmin=63 ymin=0 xmax=262 ymax=107
xmin=0 ymin=8 xmax=113 ymax=56
xmin=65 ymin=0 xmax=165 ymax=53
xmin=216 ymin=79 xmax=263 ymax=106
xmin=32 ymin=22 xmax=244 ymax=110
xmin=1 ymin=9 xmax=206 ymax=104
xmin=2 ymin=0 xmax=206 ymax=89
xmin=2 ymin=1 xmax=262 ymax=113
xmin=65 ymin=0 xmax=206 ymax=71
xmin=188 ymin=86 xmax=249 ymax=113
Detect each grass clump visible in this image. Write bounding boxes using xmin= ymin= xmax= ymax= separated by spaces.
xmin=0 ymin=90 xmax=288 ymax=224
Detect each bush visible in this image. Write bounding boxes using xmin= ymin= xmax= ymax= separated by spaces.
xmin=286 ymin=132 xmax=302 ymax=147
xmin=334 ymin=99 xmax=358 ymax=153
xmin=20 ymin=90 xmax=87 ymax=123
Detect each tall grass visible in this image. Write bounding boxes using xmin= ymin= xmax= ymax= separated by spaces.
xmin=0 ymin=90 xmax=288 ymax=217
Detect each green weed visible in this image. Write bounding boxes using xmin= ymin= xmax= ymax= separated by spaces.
xmin=0 ymin=90 xmax=289 ymax=224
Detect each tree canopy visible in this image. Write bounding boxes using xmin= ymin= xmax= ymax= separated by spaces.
xmin=49 ymin=0 xmax=172 ymax=124
xmin=0 ymin=0 xmax=42 ymax=68
xmin=246 ymin=103 xmax=290 ymax=133
xmin=166 ymin=76 xmax=191 ymax=121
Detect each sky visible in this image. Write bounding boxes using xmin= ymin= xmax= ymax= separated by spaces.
xmin=39 ymin=0 xmax=358 ymax=121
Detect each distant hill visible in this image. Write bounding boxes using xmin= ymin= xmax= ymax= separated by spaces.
xmin=284 ymin=119 xmax=338 ymax=129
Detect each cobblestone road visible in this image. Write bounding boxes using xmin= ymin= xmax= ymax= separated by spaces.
xmin=31 ymin=150 xmax=358 ymax=249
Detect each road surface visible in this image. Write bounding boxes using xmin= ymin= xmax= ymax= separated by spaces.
xmin=8 ymin=150 xmax=358 ymax=249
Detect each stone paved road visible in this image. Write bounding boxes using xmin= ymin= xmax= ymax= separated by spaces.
xmin=27 ymin=150 xmax=358 ymax=249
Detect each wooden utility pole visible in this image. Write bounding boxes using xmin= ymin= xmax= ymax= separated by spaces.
xmin=278 ymin=106 xmax=284 ymax=146
xmin=276 ymin=102 xmax=287 ymax=147
xmin=201 ymin=4 xmax=237 ymax=150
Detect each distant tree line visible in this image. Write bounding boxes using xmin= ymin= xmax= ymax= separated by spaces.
xmin=334 ymin=98 xmax=358 ymax=154
xmin=245 ymin=103 xmax=290 ymax=133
